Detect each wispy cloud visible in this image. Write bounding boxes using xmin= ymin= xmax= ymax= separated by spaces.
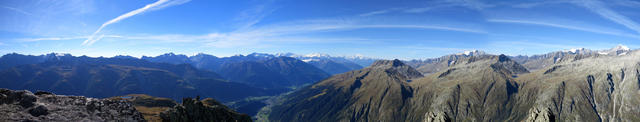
xmin=19 ymin=36 xmax=88 ymax=42
xmin=18 ymin=35 xmax=125 ymax=42
xmin=575 ymin=0 xmax=640 ymax=34
xmin=487 ymin=19 xmax=640 ymax=40
xmin=611 ymin=0 xmax=640 ymax=7
xmin=1 ymin=6 xmax=35 ymax=16
xmin=82 ymin=0 xmax=189 ymax=46
xmin=234 ymin=2 xmax=276 ymax=29
xmin=403 ymin=7 xmax=438 ymax=13
xmin=202 ymin=21 xmax=486 ymax=47
xmin=510 ymin=1 xmax=568 ymax=8
xmin=363 ymin=0 xmax=492 ymax=16
xmin=22 ymin=18 xmax=484 ymax=48
xmin=359 ymin=8 xmax=401 ymax=17
xmin=445 ymin=0 xmax=494 ymax=10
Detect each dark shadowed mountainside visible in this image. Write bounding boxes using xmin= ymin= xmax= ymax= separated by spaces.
xmin=143 ymin=53 xmax=331 ymax=89
xmin=0 ymin=54 xmax=285 ymax=102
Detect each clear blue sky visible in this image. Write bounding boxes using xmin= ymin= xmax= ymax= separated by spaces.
xmin=1 ymin=0 xmax=640 ymax=59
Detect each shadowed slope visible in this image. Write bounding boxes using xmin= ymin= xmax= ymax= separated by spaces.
xmin=0 ymin=55 xmax=284 ymax=102
xmin=269 ymin=59 xmax=422 ymax=121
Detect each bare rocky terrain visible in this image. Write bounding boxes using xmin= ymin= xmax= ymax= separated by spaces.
xmin=0 ymin=88 xmax=145 ymax=121
xmin=267 ymin=48 xmax=640 ymax=122
xmin=160 ymin=97 xmax=252 ymax=122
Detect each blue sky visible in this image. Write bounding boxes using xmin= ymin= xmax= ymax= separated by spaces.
xmin=1 ymin=0 xmax=640 ymax=59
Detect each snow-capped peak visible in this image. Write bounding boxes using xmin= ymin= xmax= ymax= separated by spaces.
xmin=55 ymin=53 xmax=70 ymax=57
xmin=248 ymin=53 xmax=275 ymax=58
xmin=612 ymin=44 xmax=630 ymax=51
xmin=274 ymin=52 xmax=298 ymax=57
xmin=301 ymin=59 xmax=320 ymax=62
xmin=563 ymin=48 xmax=585 ymax=54
xmin=597 ymin=44 xmax=631 ymax=56
xmin=304 ymin=53 xmax=330 ymax=58
xmin=456 ymin=50 xmax=485 ymax=56
xmin=463 ymin=50 xmax=476 ymax=55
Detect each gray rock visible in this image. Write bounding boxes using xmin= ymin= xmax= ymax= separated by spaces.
xmin=0 ymin=88 xmax=145 ymax=121
xmin=160 ymin=97 xmax=252 ymax=122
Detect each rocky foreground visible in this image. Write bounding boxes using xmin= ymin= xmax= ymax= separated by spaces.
xmin=0 ymin=88 xmax=145 ymax=121
xmin=0 ymin=88 xmax=253 ymax=122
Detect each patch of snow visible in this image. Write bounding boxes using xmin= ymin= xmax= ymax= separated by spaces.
xmin=250 ymin=53 xmax=273 ymax=58
xmin=563 ymin=48 xmax=584 ymax=53
xmin=55 ymin=53 xmax=70 ymax=57
xmin=275 ymin=52 xmax=299 ymax=57
xmin=597 ymin=44 xmax=631 ymax=56
xmin=613 ymin=44 xmax=630 ymax=51
xmin=304 ymin=53 xmax=330 ymax=58
xmin=301 ymin=59 xmax=319 ymax=62
xmin=456 ymin=50 xmax=484 ymax=56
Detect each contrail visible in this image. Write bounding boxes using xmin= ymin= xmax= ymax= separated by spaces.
xmin=83 ymin=0 xmax=173 ymax=46
xmin=577 ymin=0 xmax=640 ymax=34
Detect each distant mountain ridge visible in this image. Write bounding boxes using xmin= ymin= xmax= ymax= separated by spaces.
xmin=0 ymin=54 xmax=285 ymax=102
xmin=404 ymin=50 xmax=490 ymax=75
xmin=510 ymin=44 xmax=633 ymax=71
xmin=141 ymin=53 xmax=331 ymax=89
xmin=404 ymin=45 xmax=634 ymax=74
xmin=275 ymin=53 xmax=367 ymax=75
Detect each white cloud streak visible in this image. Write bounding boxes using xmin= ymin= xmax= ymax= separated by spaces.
xmin=198 ymin=21 xmax=486 ymax=47
xmin=487 ymin=19 xmax=640 ymax=40
xmin=1 ymin=6 xmax=35 ymax=16
xmin=576 ymin=0 xmax=640 ymax=34
xmin=445 ymin=0 xmax=493 ymax=10
xmin=17 ymin=35 xmax=122 ymax=42
xmin=25 ymin=19 xmax=484 ymax=48
xmin=82 ymin=0 xmax=189 ymax=46
xmin=359 ymin=8 xmax=399 ymax=17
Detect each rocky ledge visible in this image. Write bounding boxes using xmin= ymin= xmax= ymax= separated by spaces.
xmin=0 ymin=88 xmax=145 ymax=121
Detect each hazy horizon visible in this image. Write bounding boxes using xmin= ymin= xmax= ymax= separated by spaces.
xmin=0 ymin=43 xmax=635 ymax=60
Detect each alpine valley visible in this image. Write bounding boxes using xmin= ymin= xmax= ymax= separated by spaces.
xmin=2 ymin=45 xmax=640 ymax=122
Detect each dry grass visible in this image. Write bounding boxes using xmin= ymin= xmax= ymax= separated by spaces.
xmin=134 ymin=106 xmax=171 ymax=122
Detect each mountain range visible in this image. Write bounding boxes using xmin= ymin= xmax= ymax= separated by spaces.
xmin=265 ymin=45 xmax=640 ymax=121
xmin=0 ymin=54 xmax=285 ymax=102
xmin=2 ymin=45 xmax=640 ymax=121
xmin=276 ymin=53 xmax=368 ymax=75
xmin=142 ymin=53 xmax=332 ymax=89
xmin=510 ymin=44 xmax=632 ymax=71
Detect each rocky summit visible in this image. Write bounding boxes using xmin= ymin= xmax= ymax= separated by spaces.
xmin=160 ymin=97 xmax=252 ymax=122
xmin=0 ymin=88 xmax=145 ymax=121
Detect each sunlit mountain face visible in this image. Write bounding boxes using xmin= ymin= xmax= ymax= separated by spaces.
xmin=2 ymin=0 xmax=640 ymax=122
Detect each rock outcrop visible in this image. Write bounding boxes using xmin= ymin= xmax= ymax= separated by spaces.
xmin=110 ymin=94 xmax=177 ymax=122
xmin=0 ymin=88 xmax=145 ymax=121
xmin=160 ymin=97 xmax=252 ymax=122
xmin=524 ymin=107 xmax=554 ymax=122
